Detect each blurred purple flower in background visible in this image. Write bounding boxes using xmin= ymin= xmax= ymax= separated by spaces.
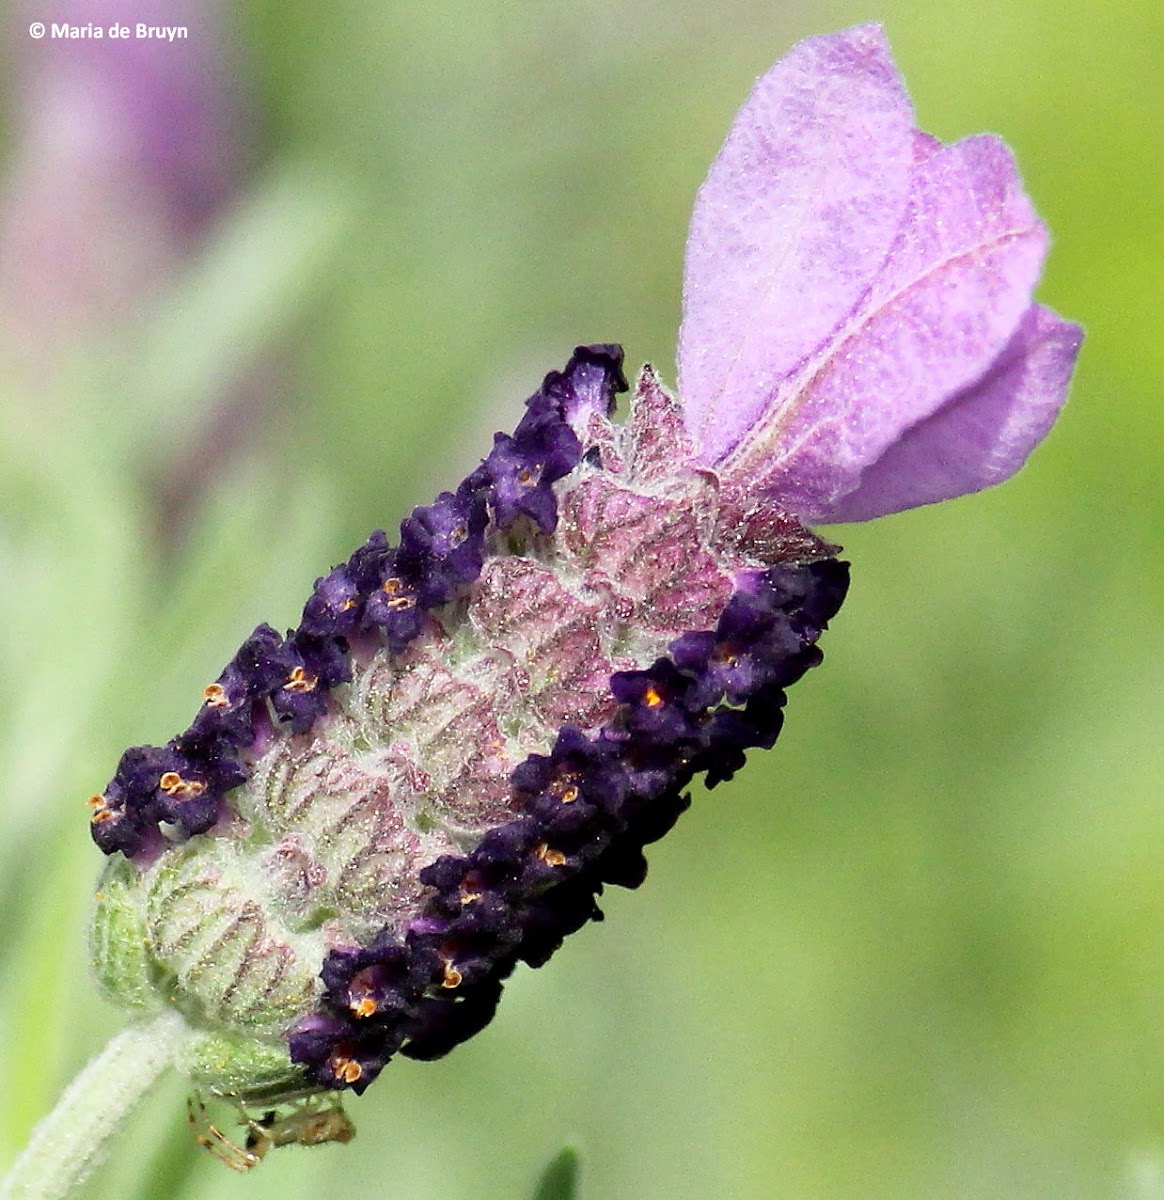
xmin=0 ymin=0 xmax=243 ymax=365
xmin=678 ymin=24 xmax=1082 ymax=523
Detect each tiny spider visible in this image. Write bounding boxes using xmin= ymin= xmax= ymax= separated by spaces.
xmin=187 ymin=1090 xmax=356 ymax=1171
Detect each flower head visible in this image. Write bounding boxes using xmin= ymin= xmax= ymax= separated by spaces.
xmin=85 ymin=24 xmax=1079 ymax=1164
xmin=89 ymin=347 xmax=846 ymax=1114
xmin=678 ymin=23 xmax=1082 ymax=522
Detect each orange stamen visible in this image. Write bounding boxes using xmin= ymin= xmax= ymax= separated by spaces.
xmin=331 ymin=1056 xmax=363 ymax=1085
xmin=283 ymin=666 xmax=318 ymax=694
xmin=159 ymin=772 xmax=206 ymax=798
xmin=534 ymin=843 xmax=567 ymax=867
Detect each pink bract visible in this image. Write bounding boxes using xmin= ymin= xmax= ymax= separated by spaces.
xmin=677 ymin=24 xmax=1082 ymax=523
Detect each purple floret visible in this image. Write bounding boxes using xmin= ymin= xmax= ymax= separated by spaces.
xmin=397 ymin=980 xmax=504 ymax=1062
xmin=300 ymin=564 xmax=364 ymax=638
xmin=512 ymin=726 xmax=629 ymax=831
xmin=361 ymin=548 xmax=426 ymax=650
xmin=184 ymin=657 xmax=258 ymax=748
xmin=88 ymin=777 xmax=151 ymax=857
xmin=98 ymin=743 xmax=224 ymax=841
xmin=320 ymin=939 xmax=418 ymax=1023
xmin=608 ymin=659 xmax=701 ymax=748
xmin=478 ymin=425 xmax=577 ymax=534
xmin=398 ymin=486 xmax=489 ymax=603
xmin=541 ymin=343 xmax=627 ymax=424
xmin=266 ymin=630 xmax=350 ymax=734
xmin=286 ymin=1012 xmax=398 ymax=1095
xmin=476 ymin=345 xmax=626 ymax=534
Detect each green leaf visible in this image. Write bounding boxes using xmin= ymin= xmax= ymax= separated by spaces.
xmin=529 ymin=1146 xmax=579 ymax=1200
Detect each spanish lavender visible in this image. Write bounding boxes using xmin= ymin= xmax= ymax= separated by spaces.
xmin=75 ymin=22 xmax=1080 ymax=1173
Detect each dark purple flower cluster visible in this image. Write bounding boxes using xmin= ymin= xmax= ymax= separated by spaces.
xmin=465 ymin=347 xmax=623 ymax=534
xmin=88 ymin=623 xmax=346 ymax=859
xmin=287 ymin=556 xmax=849 ymax=1092
xmin=88 ymin=346 xmax=628 ymax=860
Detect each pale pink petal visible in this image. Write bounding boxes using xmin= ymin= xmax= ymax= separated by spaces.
xmin=677 ymin=24 xmax=915 ymax=463
xmin=723 ymin=133 xmax=1049 ymax=521
xmin=824 ymin=306 xmax=1082 ymax=522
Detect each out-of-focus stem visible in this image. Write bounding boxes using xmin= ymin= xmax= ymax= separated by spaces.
xmin=0 ymin=1012 xmax=187 ymax=1200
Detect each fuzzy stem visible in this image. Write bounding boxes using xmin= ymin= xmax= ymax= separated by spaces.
xmin=0 ymin=1012 xmax=188 ymax=1200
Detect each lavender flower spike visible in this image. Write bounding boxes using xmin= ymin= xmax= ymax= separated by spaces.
xmin=88 ymin=343 xmax=847 ymax=1152
xmin=678 ymin=24 xmax=1083 ymax=522
xmin=80 ymin=24 xmax=1080 ymax=1173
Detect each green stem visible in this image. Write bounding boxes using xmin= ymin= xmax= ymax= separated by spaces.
xmin=0 ymin=1012 xmax=188 ymax=1200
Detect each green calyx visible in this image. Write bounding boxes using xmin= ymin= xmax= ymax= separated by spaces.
xmin=89 ymin=846 xmax=315 ymax=1100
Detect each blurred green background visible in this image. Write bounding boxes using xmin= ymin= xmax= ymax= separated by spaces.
xmin=0 ymin=1 xmax=1160 ymax=1198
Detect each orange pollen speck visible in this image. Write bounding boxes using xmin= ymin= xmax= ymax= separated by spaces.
xmin=460 ymin=888 xmax=482 ymax=905
xmin=386 ymin=595 xmax=415 ymax=611
xmin=159 ymin=772 xmax=206 ymax=798
xmin=382 ymin=577 xmax=402 ymax=595
xmin=202 ymin=683 xmax=228 ymax=707
xmin=643 ymin=685 xmax=664 ymax=708
xmin=535 ymin=843 xmax=567 ymax=867
xmin=332 ymin=1057 xmax=363 ymax=1085
xmin=87 ymin=795 xmax=115 ymax=825
xmin=340 ymin=597 xmax=358 ymax=611
xmin=441 ymin=960 xmax=463 ymax=989
xmin=283 ymin=665 xmax=319 ymax=694
xmin=351 ymin=996 xmax=378 ymax=1018
xmin=517 ymin=464 xmax=542 ymax=486
xmin=558 ymin=784 xmax=579 ymax=804
xmin=450 ymin=523 xmax=468 ymax=546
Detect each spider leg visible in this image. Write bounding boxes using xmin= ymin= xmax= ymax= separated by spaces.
xmin=186 ymin=1093 xmax=265 ymax=1171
